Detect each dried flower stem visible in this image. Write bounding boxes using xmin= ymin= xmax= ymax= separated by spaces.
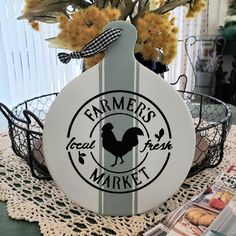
xmin=138 ymin=0 xmax=148 ymax=11
xmin=120 ymin=0 xmax=139 ymax=20
xmin=153 ymin=0 xmax=191 ymax=14
xmin=132 ymin=1 xmax=149 ymax=24
xmin=132 ymin=0 xmax=191 ymax=24
xmin=111 ymin=0 xmax=120 ymax=7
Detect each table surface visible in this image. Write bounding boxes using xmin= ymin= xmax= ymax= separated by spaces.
xmin=0 ymin=111 xmax=236 ymax=236
xmin=0 ymin=201 xmax=41 ymax=236
xmin=0 ymin=114 xmax=42 ymax=236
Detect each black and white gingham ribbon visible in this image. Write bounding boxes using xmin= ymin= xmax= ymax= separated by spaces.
xmin=58 ymin=28 xmax=122 ymax=64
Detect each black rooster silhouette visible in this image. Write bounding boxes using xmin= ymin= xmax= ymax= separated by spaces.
xmin=101 ymin=123 xmax=144 ymax=167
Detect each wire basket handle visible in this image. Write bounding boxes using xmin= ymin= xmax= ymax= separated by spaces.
xmin=170 ymin=74 xmax=188 ymax=91
xmin=23 ymin=110 xmax=44 ymax=130
xmin=0 ymin=102 xmax=28 ymax=124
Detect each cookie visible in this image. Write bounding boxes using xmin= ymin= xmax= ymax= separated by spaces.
xmin=185 ymin=209 xmax=206 ymax=225
xmin=214 ymin=191 xmax=233 ymax=203
xmin=198 ymin=213 xmax=216 ymax=226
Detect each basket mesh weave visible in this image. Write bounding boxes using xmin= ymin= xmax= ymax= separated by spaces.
xmin=0 ymin=91 xmax=231 ymax=180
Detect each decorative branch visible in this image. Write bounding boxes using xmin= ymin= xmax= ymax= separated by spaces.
xmin=132 ymin=3 xmax=149 ymax=24
xmin=17 ymin=14 xmax=58 ymax=23
xmin=119 ymin=0 xmax=139 ymax=20
xmin=17 ymin=0 xmax=91 ymax=22
xmin=153 ymin=0 xmax=191 ymax=14
xmin=132 ymin=0 xmax=191 ymax=24
xmin=138 ymin=0 xmax=145 ymax=11
xmin=111 ymin=0 xmax=120 ymax=7
xmin=95 ymin=0 xmax=106 ymax=9
xmin=73 ymin=0 xmax=92 ymax=9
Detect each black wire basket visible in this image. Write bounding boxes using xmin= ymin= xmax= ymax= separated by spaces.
xmin=0 ymin=93 xmax=57 ymax=180
xmin=0 ymin=91 xmax=232 ymax=180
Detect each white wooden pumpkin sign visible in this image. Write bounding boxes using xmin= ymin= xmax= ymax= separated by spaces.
xmin=43 ymin=21 xmax=195 ymax=216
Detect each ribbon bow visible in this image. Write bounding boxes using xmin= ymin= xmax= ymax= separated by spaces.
xmin=58 ymin=28 xmax=122 ymax=64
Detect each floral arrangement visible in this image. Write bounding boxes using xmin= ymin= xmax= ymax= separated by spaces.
xmin=18 ymin=0 xmax=206 ymax=69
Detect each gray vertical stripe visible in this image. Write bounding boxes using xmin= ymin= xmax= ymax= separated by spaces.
xmin=101 ymin=22 xmax=137 ymax=215
xmin=103 ymin=63 xmax=135 ymax=215
xmin=98 ymin=63 xmax=103 ymax=214
xmin=134 ymin=61 xmax=140 ymax=213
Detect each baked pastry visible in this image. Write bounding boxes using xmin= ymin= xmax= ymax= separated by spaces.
xmin=209 ymin=191 xmax=234 ymax=210
xmin=185 ymin=207 xmax=216 ymax=226
xmin=198 ymin=213 xmax=215 ymax=226
xmin=214 ymin=191 xmax=233 ymax=204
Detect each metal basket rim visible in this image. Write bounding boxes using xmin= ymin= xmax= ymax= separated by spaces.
xmin=10 ymin=91 xmax=232 ymax=134
xmin=178 ymin=90 xmax=232 ymax=132
xmin=11 ymin=92 xmax=58 ymax=135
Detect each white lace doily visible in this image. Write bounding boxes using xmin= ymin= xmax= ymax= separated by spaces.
xmin=0 ymin=126 xmax=236 ymax=236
